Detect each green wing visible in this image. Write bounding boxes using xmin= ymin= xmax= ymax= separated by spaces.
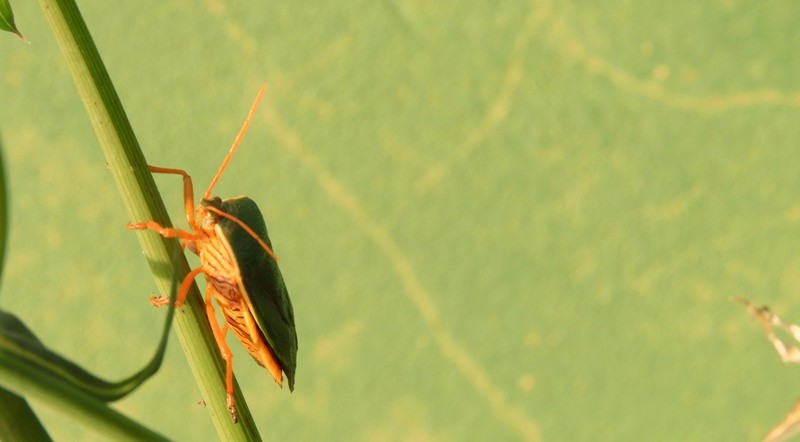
xmin=219 ymin=197 xmax=297 ymax=390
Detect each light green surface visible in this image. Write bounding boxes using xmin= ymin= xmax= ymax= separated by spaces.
xmin=2 ymin=1 xmax=800 ymax=440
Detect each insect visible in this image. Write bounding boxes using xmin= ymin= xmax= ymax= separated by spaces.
xmin=128 ymin=85 xmax=297 ymax=422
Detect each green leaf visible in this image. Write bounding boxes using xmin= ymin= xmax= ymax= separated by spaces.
xmin=0 ymin=0 xmax=23 ymax=39
xmin=0 ymin=251 xmax=179 ymax=440
xmin=0 ymin=389 xmax=51 ymax=441
xmin=0 ymin=262 xmax=177 ymax=402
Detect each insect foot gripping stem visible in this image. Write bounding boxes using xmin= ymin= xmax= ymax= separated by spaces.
xmin=149 ymin=267 xmax=206 ymax=308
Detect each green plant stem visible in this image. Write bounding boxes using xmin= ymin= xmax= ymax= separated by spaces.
xmin=36 ymin=0 xmax=260 ymax=439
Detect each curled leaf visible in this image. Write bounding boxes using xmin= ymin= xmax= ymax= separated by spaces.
xmin=0 ymin=251 xmax=180 ymax=403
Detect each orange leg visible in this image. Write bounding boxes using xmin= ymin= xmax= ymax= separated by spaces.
xmin=127 ymin=220 xmax=197 ymax=241
xmin=150 ymin=266 xmax=205 ymax=308
xmin=128 ymin=220 xmax=204 ymax=307
xmin=147 ymin=166 xmax=197 ymax=228
xmin=204 ymin=287 xmax=238 ymax=423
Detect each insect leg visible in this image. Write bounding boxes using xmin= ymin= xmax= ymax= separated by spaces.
xmin=204 ymin=287 xmax=239 ymax=423
xmin=150 ymin=266 xmax=204 ymax=308
xmin=129 ymin=221 xmax=204 ymax=307
xmin=127 ymin=220 xmax=196 ymax=241
xmin=147 ymin=166 xmax=197 ymax=228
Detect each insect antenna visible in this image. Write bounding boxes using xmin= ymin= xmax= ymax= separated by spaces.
xmin=206 ymin=205 xmax=279 ymax=262
xmin=204 ymin=84 xmax=268 ymax=199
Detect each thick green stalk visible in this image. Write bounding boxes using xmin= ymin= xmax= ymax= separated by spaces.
xmin=36 ymin=0 xmax=260 ymax=439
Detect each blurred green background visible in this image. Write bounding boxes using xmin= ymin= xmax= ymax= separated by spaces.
xmin=2 ymin=1 xmax=800 ymax=440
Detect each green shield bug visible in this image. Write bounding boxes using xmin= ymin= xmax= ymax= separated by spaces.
xmin=128 ymin=85 xmax=297 ymax=422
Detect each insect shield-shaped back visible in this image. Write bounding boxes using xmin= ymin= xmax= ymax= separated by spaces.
xmin=213 ymin=196 xmax=297 ymax=390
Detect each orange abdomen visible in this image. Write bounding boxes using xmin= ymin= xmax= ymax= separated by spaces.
xmin=200 ymin=233 xmax=286 ymax=387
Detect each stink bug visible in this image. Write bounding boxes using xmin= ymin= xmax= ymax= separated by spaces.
xmin=128 ymin=85 xmax=297 ymax=422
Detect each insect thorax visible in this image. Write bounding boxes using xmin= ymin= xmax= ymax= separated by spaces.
xmin=197 ymin=196 xmax=224 ymax=231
